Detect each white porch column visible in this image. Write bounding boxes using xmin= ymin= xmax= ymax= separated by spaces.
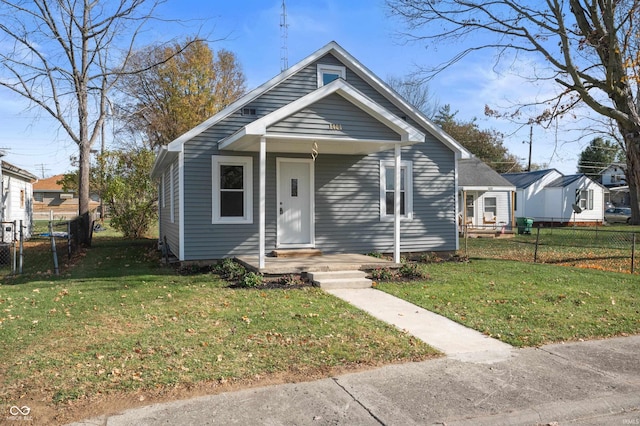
xmin=259 ymin=136 xmax=266 ymax=269
xmin=394 ymin=144 xmax=401 ymax=263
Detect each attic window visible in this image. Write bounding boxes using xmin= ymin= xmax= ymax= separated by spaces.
xmin=241 ymin=107 xmax=257 ymax=116
xmin=317 ymin=64 xmax=346 ymax=87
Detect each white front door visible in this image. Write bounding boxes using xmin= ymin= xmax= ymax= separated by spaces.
xmin=277 ymin=158 xmax=314 ymax=247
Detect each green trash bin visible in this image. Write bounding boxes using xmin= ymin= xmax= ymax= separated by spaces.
xmin=516 ymin=217 xmax=534 ymax=234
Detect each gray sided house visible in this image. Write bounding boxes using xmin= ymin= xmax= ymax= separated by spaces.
xmin=458 ymin=157 xmax=516 ymax=231
xmin=151 ymin=42 xmax=470 ymax=267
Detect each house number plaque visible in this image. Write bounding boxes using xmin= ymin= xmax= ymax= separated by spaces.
xmin=328 ymin=123 xmax=343 ymax=131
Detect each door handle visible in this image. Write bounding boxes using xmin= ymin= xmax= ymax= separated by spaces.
xmin=280 ymin=207 xmax=284 ymax=215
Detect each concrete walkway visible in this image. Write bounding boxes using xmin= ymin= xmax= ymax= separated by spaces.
xmin=327 ymin=288 xmax=515 ymax=364
xmin=70 ymin=335 xmax=640 ymax=425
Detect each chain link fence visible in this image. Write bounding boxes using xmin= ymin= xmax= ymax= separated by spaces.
xmin=462 ymin=225 xmax=639 ymax=274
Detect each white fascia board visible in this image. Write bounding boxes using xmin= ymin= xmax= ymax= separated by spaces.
xmin=166 ymin=42 xmax=340 ymax=152
xmin=459 ymin=186 xmax=516 ymax=192
xmin=328 ymin=43 xmax=472 ymax=158
xmin=220 ymin=79 xmax=424 ymax=149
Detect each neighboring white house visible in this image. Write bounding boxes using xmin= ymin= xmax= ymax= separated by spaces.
xmin=600 ymin=163 xmax=626 ymax=187
xmin=599 ymin=163 xmax=629 ymax=206
xmin=1 ymin=160 xmax=38 ymax=239
xmin=458 ymin=157 xmax=515 ymax=232
xmin=502 ymin=169 xmax=606 ymax=225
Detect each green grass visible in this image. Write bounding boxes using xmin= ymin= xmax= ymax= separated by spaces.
xmin=462 ymin=226 xmax=640 ymax=273
xmin=377 ymin=259 xmax=640 ymax=347
xmin=0 ymin=235 xmax=436 ymax=422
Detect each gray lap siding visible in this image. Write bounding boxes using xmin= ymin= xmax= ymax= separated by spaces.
xmin=181 ymin=138 xmax=456 ymax=260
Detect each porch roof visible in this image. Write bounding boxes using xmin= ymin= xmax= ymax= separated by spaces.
xmin=218 ymin=79 xmax=425 ymax=155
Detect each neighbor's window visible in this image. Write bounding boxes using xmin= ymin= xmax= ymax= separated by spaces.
xmin=578 ymin=189 xmax=594 ymax=210
xmin=212 ymin=156 xmax=253 ymax=224
xmin=380 ymin=160 xmax=413 ymax=221
xmin=484 ymin=197 xmax=497 ymax=217
xmin=317 ymin=64 xmax=346 ymax=87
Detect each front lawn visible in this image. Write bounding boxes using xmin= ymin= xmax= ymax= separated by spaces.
xmin=0 ymin=237 xmax=436 ymax=424
xmin=377 ymin=259 xmax=640 ymax=347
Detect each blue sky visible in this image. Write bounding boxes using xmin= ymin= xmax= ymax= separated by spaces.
xmin=0 ymin=0 xmax=586 ymax=178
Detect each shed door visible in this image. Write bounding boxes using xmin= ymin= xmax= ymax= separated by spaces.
xmin=277 ymin=159 xmax=314 ymax=247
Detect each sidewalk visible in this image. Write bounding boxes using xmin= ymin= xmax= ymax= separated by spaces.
xmin=71 ymin=335 xmax=640 ymax=425
xmin=327 ymin=288 xmax=515 ymax=364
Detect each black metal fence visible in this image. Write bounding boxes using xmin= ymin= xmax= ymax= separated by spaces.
xmin=463 ymin=225 xmax=639 ymax=274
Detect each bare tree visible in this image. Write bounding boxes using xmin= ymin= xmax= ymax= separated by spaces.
xmin=386 ymin=74 xmax=439 ymax=119
xmin=387 ymin=0 xmax=640 ymax=223
xmin=0 ymin=0 xmax=189 ymax=243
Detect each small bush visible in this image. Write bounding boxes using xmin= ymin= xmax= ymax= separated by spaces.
xmin=399 ymin=262 xmax=430 ymax=279
xmin=241 ymin=272 xmax=263 ymax=288
xmin=278 ymin=274 xmax=306 ymax=286
xmin=215 ymin=258 xmax=247 ymax=281
xmin=370 ymin=267 xmax=397 ymax=281
xmin=367 ymin=251 xmax=384 ymax=259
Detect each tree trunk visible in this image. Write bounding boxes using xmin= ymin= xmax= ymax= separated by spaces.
xmin=78 ymin=141 xmax=93 ymax=245
xmin=624 ymin=133 xmax=640 ymax=225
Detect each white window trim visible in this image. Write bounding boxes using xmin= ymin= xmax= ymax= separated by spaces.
xmin=317 ymin=64 xmax=346 ymax=87
xmin=578 ymin=189 xmax=594 ymax=210
xmin=169 ymin=164 xmax=175 ymax=223
xmin=212 ymin=155 xmax=253 ymax=224
xmin=161 ymin=172 xmax=166 ymax=208
xmin=380 ymin=160 xmax=413 ymax=221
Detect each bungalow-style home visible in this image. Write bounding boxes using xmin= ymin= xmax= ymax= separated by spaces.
xmin=33 ymin=174 xmax=100 ymax=220
xmin=501 ymin=169 xmax=605 ymax=226
xmin=151 ymin=41 xmax=472 ymax=268
xmin=458 ymin=157 xmax=516 ymax=233
xmin=1 ymin=160 xmax=38 ymax=239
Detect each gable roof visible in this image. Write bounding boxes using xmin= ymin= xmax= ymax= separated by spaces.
xmin=152 ymin=41 xmax=471 ymax=177
xmin=458 ymin=157 xmax=515 ymax=190
xmin=2 ymin=161 xmax=38 ymax=182
xmin=546 ymin=174 xmax=583 ymax=188
xmin=501 ymin=169 xmax=559 ymax=189
xmin=218 ymin=78 xmax=426 ymax=154
xmin=33 ymin=174 xmax=67 ymax=192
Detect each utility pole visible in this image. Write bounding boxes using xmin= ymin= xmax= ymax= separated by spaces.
xmin=280 ymin=0 xmax=289 ymax=72
xmin=37 ymin=163 xmax=50 ymax=178
xmin=524 ymin=125 xmax=533 ymax=172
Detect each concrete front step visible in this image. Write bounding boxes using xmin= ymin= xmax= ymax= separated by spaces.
xmin=308 ymin=270 xmax=372 ymax=289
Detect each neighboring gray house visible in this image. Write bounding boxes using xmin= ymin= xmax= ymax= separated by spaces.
xmin=458 ymin=157 xmax=515 ymax=231
xmin=151 ymin=41 xmax=471 ymax=267
xmin=502 ymin=169 xmax=606 ymax=225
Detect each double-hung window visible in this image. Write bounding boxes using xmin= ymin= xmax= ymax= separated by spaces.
xmin=578 ymin=189 xmax=594 ymax=210
xmin=212 ymin=156 xmax=253 ymax=224
xmin=380 ymin=160 xmax=413 ymax=221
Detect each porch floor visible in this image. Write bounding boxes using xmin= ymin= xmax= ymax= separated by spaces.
xmin=236 ymin=253 xmax=400 ymax=275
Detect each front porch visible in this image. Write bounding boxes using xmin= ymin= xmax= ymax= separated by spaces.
xmin=236 ymin=253 xmax=401 ymax=275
